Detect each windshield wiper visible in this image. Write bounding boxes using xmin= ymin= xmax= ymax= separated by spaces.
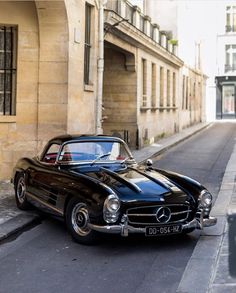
xmin=90 ymin=152 xmax=111 ymax=166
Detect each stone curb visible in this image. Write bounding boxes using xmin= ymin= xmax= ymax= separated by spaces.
xmin=145 ymin=123 xmax=212 ymax=162
xmin=0 ymin=213 xmax=40 ymax=243
xmin=176 ymin=145 xmax=236 ymax=293
xmin=134 ymin=122 xmax=212 ymax=164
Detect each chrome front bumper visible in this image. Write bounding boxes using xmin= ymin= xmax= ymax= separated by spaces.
xmin=88 ymin=212 xmax=217 ymax=237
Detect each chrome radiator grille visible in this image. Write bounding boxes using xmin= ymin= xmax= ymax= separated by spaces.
xmin=127 ymin=204 xmax=192 ymax=225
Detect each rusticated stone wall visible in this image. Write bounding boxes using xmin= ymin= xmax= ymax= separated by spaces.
xmin=103 ymin=45 xmax=138 ymax=148
xmin=0 ymin=0 xmax=99 ymax=180
xmin=0 ymin=1 xmax=39 ymax=179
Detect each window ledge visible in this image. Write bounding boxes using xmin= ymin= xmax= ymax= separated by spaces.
xmin=151 ymin=107 xmax=158 ymax=111
xmin=157 ymin=107 xmax=178 ymax=111
xmin=140 ymin=107 xmax=151 ymax=112
xmin=0 ymin=115 xmax=16 ymax=123
xmin=84 ymin=84 xmax=94 ymax=92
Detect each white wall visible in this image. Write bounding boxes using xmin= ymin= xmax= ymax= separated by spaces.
xmin=145 ymin=0 xmax=178 ymax=38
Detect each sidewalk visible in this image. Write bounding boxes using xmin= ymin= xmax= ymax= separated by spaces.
xmin=209 ymin=143 xmax=236 ymax=292
xmin=0 ymin=181 xmax=40 ymax=242
xmin=177 ymin=137 xmax=236 ymax=292
xmin=132 ymin=122 xmax=211 ymax=163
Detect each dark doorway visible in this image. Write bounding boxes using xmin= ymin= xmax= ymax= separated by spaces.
xmin=216 ymin=76 xmax=236 ymax=119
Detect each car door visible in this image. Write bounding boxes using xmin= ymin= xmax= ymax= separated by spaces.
xmin=27 ymin=143 xmax=65 ymax=215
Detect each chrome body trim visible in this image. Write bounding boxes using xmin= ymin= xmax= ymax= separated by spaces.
xmin=127 ymin=204 xmax=192 ymax=225
xmin=88 ymin=210 xmax=217 ymax=237
xmin=26 ymin=192 xmax=64 ymax=216
xmin=127 ymin=210 xmax=190 ymax=217
xmin=156 ymin=207 xmax=171 ymax=223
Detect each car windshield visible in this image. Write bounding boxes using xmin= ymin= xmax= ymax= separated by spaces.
xmin=58 ymin=141 xmax=133 ymax=164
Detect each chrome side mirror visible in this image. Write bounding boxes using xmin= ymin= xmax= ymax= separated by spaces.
xmin=146 ymin=159 xmax=153 ymax=167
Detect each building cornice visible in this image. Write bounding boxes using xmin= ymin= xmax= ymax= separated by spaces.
xmin=104 ymin=10 xmax=184 ymax=68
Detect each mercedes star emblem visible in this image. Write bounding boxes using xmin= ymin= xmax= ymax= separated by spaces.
xmin=156 ymin=207 xmax=171 ymax=223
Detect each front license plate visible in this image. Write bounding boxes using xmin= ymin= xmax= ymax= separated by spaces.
xmin=145 ymin=225 xmax=182 ymax=236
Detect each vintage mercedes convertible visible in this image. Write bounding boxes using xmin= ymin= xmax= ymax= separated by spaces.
xmin=12 ymin=135 xmax=217 ymax=244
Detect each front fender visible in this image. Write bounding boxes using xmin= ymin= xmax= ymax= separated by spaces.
xmin=62 ymin=171 xmax=117 ymax=223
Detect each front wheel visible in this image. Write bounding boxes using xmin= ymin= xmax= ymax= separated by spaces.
xmin=65 ymin=198 xmax=99 ymax=245
xmin=15 ymin=174 xmax=31 ymax=210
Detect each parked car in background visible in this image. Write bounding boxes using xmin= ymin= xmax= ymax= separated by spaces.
xmin=12 ymin=135 xmax=217 ymax=244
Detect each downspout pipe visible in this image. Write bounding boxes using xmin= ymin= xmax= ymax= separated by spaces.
xmin=96 ymin=0 xmax=107 ymax=134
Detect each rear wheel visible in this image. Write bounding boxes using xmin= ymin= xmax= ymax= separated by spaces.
xmin=15 ymin=174 xmax=31 ymax=210
xmin=66 ymin=197 xmax=98 ymax=245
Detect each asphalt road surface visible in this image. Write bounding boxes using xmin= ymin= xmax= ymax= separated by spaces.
xmin=0 ymin=122 xmax=236 ymax=293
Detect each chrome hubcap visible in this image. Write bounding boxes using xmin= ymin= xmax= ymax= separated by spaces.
xmin=71 ymin=203 xmax=91 ymax=236
xmin=17 ymin=177 xmax=26 ymax=204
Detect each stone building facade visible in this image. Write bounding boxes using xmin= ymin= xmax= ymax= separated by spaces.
xmin=0 ymin=0 xmax=206 ymax=180
xmin=0 ymin=0 xmax=98 ymax=179
xmin=103 ymin=0 xmax=206 ymax=148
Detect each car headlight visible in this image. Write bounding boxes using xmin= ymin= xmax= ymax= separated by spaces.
xmin=103 ymin=194 xmax=120 ymax=223
xmin=199 ymin=190 xmax=212 ymax=208
xmin=106 ymin=195 xmax=120 ymax=212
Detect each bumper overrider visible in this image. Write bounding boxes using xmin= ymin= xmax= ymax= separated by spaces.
xmin=88 ymin=210 xmax=217 ymax=237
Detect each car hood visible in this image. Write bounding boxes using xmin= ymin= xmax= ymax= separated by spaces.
xmin=84 ymin=166 xmax=189 ymax=203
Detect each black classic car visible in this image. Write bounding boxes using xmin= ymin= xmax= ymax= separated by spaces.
xmin=12 ymin=135 xmax=217 ymax=244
